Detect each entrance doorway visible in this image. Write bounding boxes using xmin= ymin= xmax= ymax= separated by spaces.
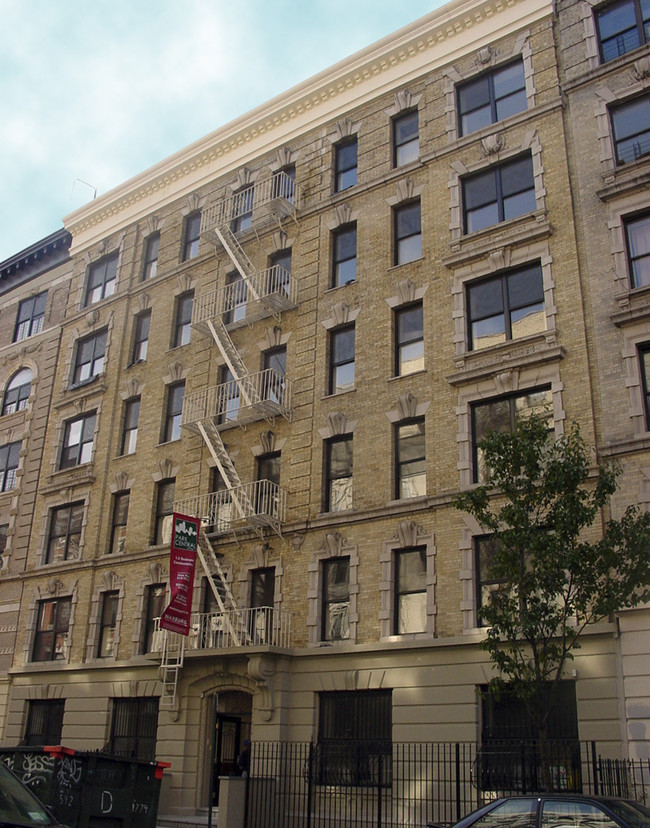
xmin=210 ymin=691 xmax=252 ymax=806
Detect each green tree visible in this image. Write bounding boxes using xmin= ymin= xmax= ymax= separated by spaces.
xmin=454 ymin=414 xmax=650 ymax=788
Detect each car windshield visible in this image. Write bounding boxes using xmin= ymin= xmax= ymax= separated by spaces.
xmin=0 ymin=763 xmax=54 ymax=826
xmin=602 ymin=800 xmax=650 ymax=828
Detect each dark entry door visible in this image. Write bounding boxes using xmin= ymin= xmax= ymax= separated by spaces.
xmin=213 ymin=715 xmax=241 ymax=805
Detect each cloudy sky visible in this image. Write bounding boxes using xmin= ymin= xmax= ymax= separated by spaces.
xmin=0 ymin=0 xmax=445 ymax=262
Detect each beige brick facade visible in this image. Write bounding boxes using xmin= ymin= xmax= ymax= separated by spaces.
xmin=0 ymin=0 xmax=648 ymax=818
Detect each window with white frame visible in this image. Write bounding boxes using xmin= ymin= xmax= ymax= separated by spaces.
xmin=462 ymin=154 xmax=535 ymax=234
xmin=2 ymin=368 xmax=33 ymax=415
xmin=610 ymin=94 xmax=650 ymax=165
xmin=85 ymin=253 xmax=118 ymax=306
xmin=321 ymin=557 xmax=350 ymax=641
xmin=46 ymin=502 xmax=84 ymax=563
xmin=72 ymin=329 xmax=107 ymax=386
xmin=14 ymin=293 xmax=46 ymax=341
xmin=60 ymin=412 xmax=96 ymax=469
xmin=457 ymin=60 xmax=526 ymax=137
xmin=467 ymin=262 xmax=545 ymax=351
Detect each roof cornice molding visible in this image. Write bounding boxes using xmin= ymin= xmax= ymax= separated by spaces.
xmin=65 ymin=0 xmax=553 ymax=253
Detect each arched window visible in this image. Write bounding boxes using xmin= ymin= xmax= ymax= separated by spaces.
xmin=2 ymin=368 xmax=33 ymax=415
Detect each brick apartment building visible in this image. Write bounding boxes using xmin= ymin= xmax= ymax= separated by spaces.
xmin=0 ymin=0 xmax=648 ymax=819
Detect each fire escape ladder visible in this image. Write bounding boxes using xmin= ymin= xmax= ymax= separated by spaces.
xmin=212 ymin=223 xmax=260 ymax=301
xmin=159 ymin=628 xmax=184 ymax=709
xmin=196 ymin=529 xmax=252 ymax=646
xmin=204 ymin=315 xmax=260 ymax=411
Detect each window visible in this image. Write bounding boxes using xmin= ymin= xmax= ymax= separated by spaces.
xmin=153 ymin=480 xmax=174 ymax=545
xmin=335 ymin=139 xmax=358 ymax=192
xmin=173 ymin=291 xmax=193 ymax=347
xmin=121 ymin=398 xmax=140 ymax=455
xmin=467 ymin=263 xmax=545 ymax=351
xmin=0 ymin=524 xmax=8 ymax=557
xmin=396 ymin=420 xmax=426 ymax=499
xmin=24 ymin=700 xmax=65 ymax=746
xmin=611 ymin=95 xmax=650 ymax=165
xmin=32 ymin=597 xmax=71 ymax=662
xmin=463 ymin=154 xmax=535 ymax=234
xmin=472 ymin=387 xmax=553 ymax=483
xmin=108 ymin=697 xmax=159 ymax=761
xmin=264 ymin=346 xmax=286 ymax=404
xmin=318 ymin=690 xmax=391 ymax=786
xmin=596 ymin=0 xmax=650 ymax=63
xmin=329 ymin=325 xmax=355 ymax=394
xmin=219 ymin=366 xmax=239 ymax=424
xmin=395 ymin=547 xmax=427 ymax=633
xmin=60 ymin=412 xmax=95 ymax=469
xmin=182 ymin=212 xmax=201 ymax=261
xmin=256 ymin=452 xmax=281 ymax=515
xmin=325 ymin=436 xmax=353 ymax=512
xmin=232 ymin=186 xmax=254 ymax=233
xmin=322 ymin=557 xmax=350 ymax=641
xmin=85 ymin=252 xmax=118 ymax=306
xmin=132 ymin=311 xmax=151 ymax=364
xmin=72 ymin=329 xmax=107 ymax=386
xmin=2 ymin=368 xmax=32 ymax=415
xmin=395 ymin=302 xmax=424 ymax=376
xmin=97 ymin=591 xmax=119 ymax=657
xmin=625 ymin=213 xmax=650 ymax=288
xmin=332 ymin=224 xmax=357 ymax=287
xmin=271 ymin=165 xmax=295 ymax=202
xmin=394 ymin=201 xmax=422 ymax=265
xmin=479 ymin=681 xmax=578 ymax=792
xmin=209 ymin=468 xmax=232 ymax=533
xmin=224 ymin=272 xmax=247 ymax=325
xmin=142 ymin=232 xmax=160 ymax=280
xmin=269 ymin=249 xmax=291 ymax=295
xmin=475 ymin=535 xmax=505 ymax=621
xmin=143 ymin=583 xmax=167 ymax=651
xmin=250 ymin=567 xmax=276 ymax=643
xmin=393 ymin=110 xmax=419 ymax=166
xmin=14 ymin=292 xmax=46 ymax=341
xmin=0 ymin=441 xmax=20 ymax=492
xmin=109 ymin=491 xmax=129 ymax=555
xmin=458 ymin=60 xmax=526 ymax=136
xmin=163 ymin=382 xmax=184 ymax=442
xmin=46 ymin=502 xmax=84 ymax=563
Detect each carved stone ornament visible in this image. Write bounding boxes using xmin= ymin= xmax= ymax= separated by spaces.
xmin=480 ymin=133 xmax=505 ymax=157
xmin=632 ymin=56 xmax=650 ymax=82
xmin=274 ymin=147 xmax=293 ymax=169
xmin=396 ymin=279 xmax=417 ymax=305
xmin=248 ymin=655 xmax=277 ymax=721
xmin=327 ymin=411 xmax=348 ymax=436
xmin=85 ymin=310 xmax=100 ymax=328
xmin=397 ymin=392 xmax=419 ymax=420
xmin=259 ymin=430 xmax=276 ymax=454
xmin=331 ymin=302 xmax=351 ymax=326
xmin=493 ymin=370 xmax=520 ymax=395
xmin=476 ymin=46 xmax=493 ymax=66
xmin=263 ymin=326 xmax=283 ymax=349
xmin=488 ymin=248 xmax=511 ymax=272
xmin=396 ymin=520 xmax=422 ymax=548
xmin=395 ymin=178 xmax=416 ymax=203
xmin=321 ymin=532 xmax=345 ymax=557
xmin=334 ymin=203 xmax=354 ymax=227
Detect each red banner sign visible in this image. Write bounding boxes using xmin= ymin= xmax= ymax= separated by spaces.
xmin=159 ymin=513 xmax=199 ymax=636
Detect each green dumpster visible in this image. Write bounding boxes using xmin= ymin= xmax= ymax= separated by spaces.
xmin=0 ymin=746 xmax=170 ymax=828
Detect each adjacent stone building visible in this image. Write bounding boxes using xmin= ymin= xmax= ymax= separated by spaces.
xmin=0 ymin=0 xmax=648 ymax=819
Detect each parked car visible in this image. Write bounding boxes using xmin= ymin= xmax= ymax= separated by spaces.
xmin=0 ymin=761 xmax=69 ymax=827
xmin=430 ymin=795 xmax=650 ymax=828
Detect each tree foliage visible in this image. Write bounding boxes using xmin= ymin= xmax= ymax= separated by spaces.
xmin=454 ymin=414 xmax=650 ymax=739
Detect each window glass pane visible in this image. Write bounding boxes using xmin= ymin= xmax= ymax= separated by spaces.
xmin=493 ymin=61 xmax=525 ymax=100
xmin=464 ymin=171 xmax=497 ymax=210
xmin=398 ymin=234 xmax=422 ymax=264
xmin=472 ymin=800 xmax=537 ymax=828
xmin=501 ymin=156 xmax=535 ymax=197
xmin=329 ymin=478 xmax=353 ymax=512
xmin=400 ymin=340 xmax=425 ymax=375
xmin=541 ymin=801 xmax=619 ymax=828
xmin=503 ymin=189 xmax=536 ymax=221
xmin=398 ymin=592 xmax=427 ymax=633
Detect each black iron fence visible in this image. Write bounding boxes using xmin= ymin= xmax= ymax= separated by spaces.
xmin=243 ymin=741 xmax=650 ymax=828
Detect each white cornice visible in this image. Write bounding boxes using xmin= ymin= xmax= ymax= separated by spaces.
xmin=64 ymin=0 xmax=553 ymax=254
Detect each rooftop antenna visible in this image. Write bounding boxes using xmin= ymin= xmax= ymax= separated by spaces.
xmin=71 ymin=178 xmax=98 ymax=199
